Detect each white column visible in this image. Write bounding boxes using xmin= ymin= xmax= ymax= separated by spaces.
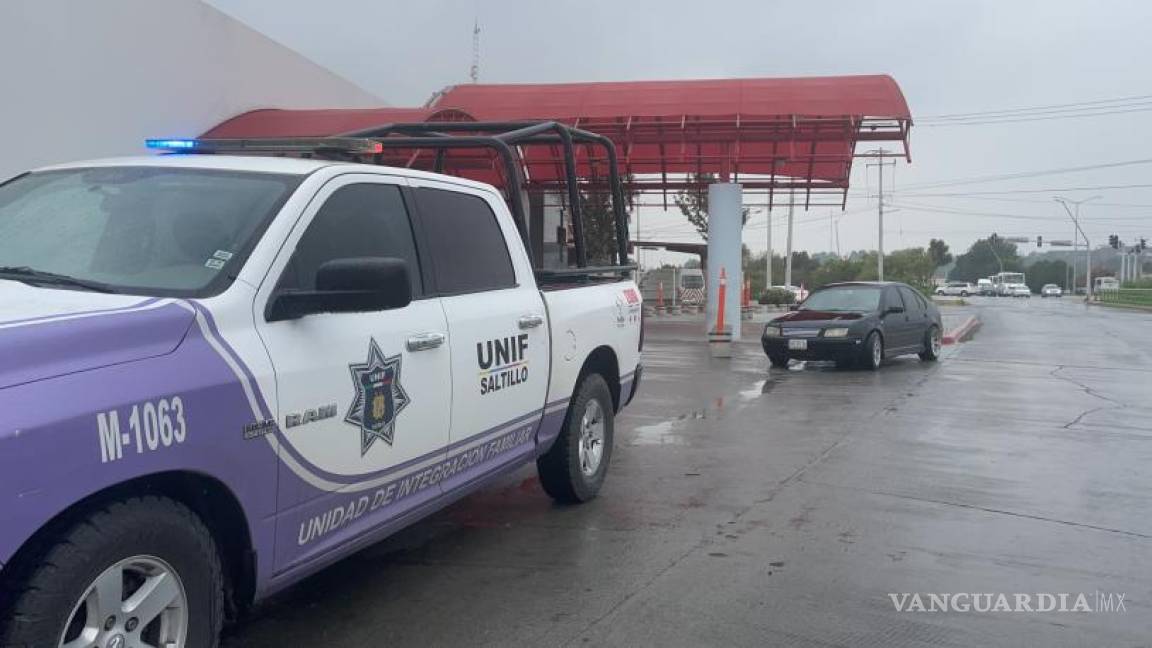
xmin=706 ymin=183 xmax=744 ymax=341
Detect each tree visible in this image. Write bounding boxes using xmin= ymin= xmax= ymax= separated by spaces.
xmin=949 ymin=234 xmax=1021 ymax=282
xmin=673 ymin=172 xmax=749 ymax=240
xmin=579 ymin=173 xmax=635 ymax=264
xmin=884 ymin=248 xmax=937 ymax=293
xmin=928 ymin=238 xmax=953 ymax=268
xmin=1025 ymin=259 xmax=1068 ymax=293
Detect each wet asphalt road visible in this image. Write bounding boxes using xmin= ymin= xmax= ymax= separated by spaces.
xmin=224 ymin=297 xmax=1152 ymax=648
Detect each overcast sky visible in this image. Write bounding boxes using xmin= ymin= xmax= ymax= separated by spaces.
xmin=207 ymin=0 xmax=1152 ymax=263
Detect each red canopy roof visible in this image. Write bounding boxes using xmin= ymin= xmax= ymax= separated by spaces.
xmin=203 ymin=107 xmax=474 ymax=138
xmin=202 ymin=75 xmax=911 ymax=208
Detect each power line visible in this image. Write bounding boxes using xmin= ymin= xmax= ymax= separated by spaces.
xmin=918 ymin=93 xmax=1152 ymax=120
xmin=884 ymin=199 xmax=1147 ymax=221
xmin=893 ymin=183 xmax=1152 ymax=196
xmin=918 ymin=105 xmax=1152 ymax=127
xmin=891 ymin=158 xmax=1152 ymax=191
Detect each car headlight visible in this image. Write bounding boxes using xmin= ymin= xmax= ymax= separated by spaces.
xmin=764 ymin=325 xmax=782 ymax=337
xmin=823 ymin=327 xmax=850 ymax=338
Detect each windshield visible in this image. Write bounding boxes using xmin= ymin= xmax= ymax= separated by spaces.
xmin=800 ymin=285 xmax=882 ymax=312
xmin=0 ymin=167 xmax=300 ymax=296
xmin=681 ymin=274 xmax=704 ymax=289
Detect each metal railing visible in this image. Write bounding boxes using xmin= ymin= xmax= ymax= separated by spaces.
xmin=1096 ymin=288 xmax=1152 ymax=307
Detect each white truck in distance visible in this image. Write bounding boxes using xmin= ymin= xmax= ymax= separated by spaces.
xmin=0 ymin=129 xmax=642 ymax=646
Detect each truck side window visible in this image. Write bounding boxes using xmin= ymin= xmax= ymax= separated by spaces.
xmin=414 ymin=187 xmax=516 ymax=294
xmin=278 ymin=183 xmax=422 ymax=296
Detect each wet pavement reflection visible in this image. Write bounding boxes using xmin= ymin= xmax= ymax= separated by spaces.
xmin=225 ymin=298 xmax=1152 ymax=647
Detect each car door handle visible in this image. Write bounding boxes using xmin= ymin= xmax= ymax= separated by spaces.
xmin=518 ymin=314 xmax=545 ymax=329
xmin=406 ymin=332 xmax=445 ymax=351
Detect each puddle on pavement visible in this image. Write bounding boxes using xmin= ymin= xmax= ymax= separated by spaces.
xmin=631 ymin=420 xmax=686 ymax=445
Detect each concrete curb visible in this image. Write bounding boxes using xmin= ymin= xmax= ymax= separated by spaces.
xmin=942 ymin=315 xmax=980 ymax=345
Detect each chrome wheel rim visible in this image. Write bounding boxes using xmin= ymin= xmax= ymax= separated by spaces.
xmin=930 ymin=329 xmax=942 ymax=356
xmin=578 ymin=398 xmax=606 ymax=477
xmin=871 ymin=337 xmax=882 ymax=367
xmin=59 ymin=555 xmax=188 ymax=648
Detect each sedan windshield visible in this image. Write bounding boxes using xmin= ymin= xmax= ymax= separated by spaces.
xmin=0 ymin=167 xmax=300 ymax=296
xmin=800 ymin=286 xmax=882 ymax=312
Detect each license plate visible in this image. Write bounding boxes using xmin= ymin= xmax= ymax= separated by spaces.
xmin=788 ymin=339 xmax=807 ymax=351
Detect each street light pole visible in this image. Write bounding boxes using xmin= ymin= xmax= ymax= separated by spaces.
xmin=1055 ymin=195 xmax=1101 ymax=299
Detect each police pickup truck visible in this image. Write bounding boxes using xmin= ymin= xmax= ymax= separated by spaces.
xmin=0 ymin=127 xmax=642 ymax=647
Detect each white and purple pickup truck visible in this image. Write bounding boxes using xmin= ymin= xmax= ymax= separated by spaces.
xmin=0 ymin=144 xmax=641 ymax=646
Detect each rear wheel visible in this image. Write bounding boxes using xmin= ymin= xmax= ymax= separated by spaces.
xmin=919 ymin=326 xmax=942 ymax=361
xmin=537 ymin=374 xmax=615 ymax=503
xmin=767 ymin=352 xmax=790 ymax=369
xmin=861 ymin=332 xmax=883 ymax=371
xmin=0 ymin=496 xmax=223 ymax=648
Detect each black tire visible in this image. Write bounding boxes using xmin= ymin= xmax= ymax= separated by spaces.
xmin=861 ymin=332 xmax=883 ymax=371
xmin=0 ymin=496 xmax=223 ymax=648
xmin=537 ymin=374 xmax=615 ymax=504
xmin=918 ymin=325 xmax=942 ymax=361
xmin=960 ymin=291 xmax=969 ymax=297
xmin=767 ymin=352 xmax=790 ymax=369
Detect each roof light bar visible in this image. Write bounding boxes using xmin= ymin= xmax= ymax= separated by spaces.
xmin=144 ymin=137 xmax=384 ymax=155
xmin=146 ymin=139 xmax=199 ymax=150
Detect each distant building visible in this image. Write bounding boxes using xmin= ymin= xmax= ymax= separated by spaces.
xmin=0 ymin=0 xmax=383 ymax=179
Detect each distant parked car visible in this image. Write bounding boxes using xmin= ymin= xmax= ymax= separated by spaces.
xmin=935 ymin=281 xmax=974 ymax=297
xmin=1011 ymin=285 xmax=1032 ymax=298
xmin=976 ymin=279 xmax=995 ymax=296
xmin=762 ymin=282 xmax=943 ymax=371
xmin=1041 ymin=284 xmax=1063 ymax=297
xmin=771 ymin=284 xmax=809 ymax=302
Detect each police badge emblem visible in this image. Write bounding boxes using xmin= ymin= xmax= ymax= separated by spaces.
xmin=345 ymin=338 xmax=410 ymax=455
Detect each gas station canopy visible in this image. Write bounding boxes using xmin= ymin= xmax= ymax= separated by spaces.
xmin=204 ymin=74 xmax=912 ymax=209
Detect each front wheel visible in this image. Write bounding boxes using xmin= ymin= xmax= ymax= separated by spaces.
xmin=0 ymin=496 xmax=223 ymax=648
xmin=861 ymin=332 xmax=883 ymax=371
xmin=767 ymin=351 xmax=790 ymax=369
xmin=919 ymin=326 xmax=942 ymax=361
xmin=537 ymin=374 xmax=615 ymax=503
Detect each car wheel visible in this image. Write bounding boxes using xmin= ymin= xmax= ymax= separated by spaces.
xmin=767 ymin=352 xmax=790 ymax=368
xmin=537 ymin=373 xmax=614 ymax=503
xmin=960 ymin=291 xmax=969 ymax=297
xmin=861 ymin=332 xmax=883 ymax=371
xmin=918 ymin=326 xmax=942 ymax=361
xmin=0 ymin=496 xmax=223 ymax=648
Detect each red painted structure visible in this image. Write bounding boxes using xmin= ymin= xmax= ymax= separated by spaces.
xmin=204 ymin=75 xmax=912 ymax=209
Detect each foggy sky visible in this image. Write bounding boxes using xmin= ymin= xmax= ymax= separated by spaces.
xmin=206 ymin=0 xmax=1152 ymax=261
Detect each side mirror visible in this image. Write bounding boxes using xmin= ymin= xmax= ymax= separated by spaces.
xmin=787 ymin=303 xmax=800 ymax=311
xmin=266 ymin=257 xmax=412 ymax=322
xmin=885 ymin=305 xmax=905 ymax=315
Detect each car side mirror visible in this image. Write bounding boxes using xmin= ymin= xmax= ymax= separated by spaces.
xmin=266 ymin=257 xmax=412 ymax=322
xmin=787 ymin=303 xmax=800 ymax=311
xmin=885 ymin=305 xmax=905 ymax=316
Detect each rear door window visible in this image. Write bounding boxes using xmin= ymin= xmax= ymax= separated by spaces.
xmin=413 ymin=187 xmax=516 ymax=294
xmin=898 ymin=287 xmax=925 ymax=315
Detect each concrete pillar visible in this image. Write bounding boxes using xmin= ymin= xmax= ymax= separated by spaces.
xmin=706 ymin=183 xmax=744 ymax=341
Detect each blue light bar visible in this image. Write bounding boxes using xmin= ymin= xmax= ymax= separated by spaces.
xmin=146 ymin=139 xmax=199 ymax=151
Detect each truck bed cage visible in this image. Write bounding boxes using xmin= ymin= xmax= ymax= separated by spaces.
xmin=152 ymin=121 xmax=634 ymax=283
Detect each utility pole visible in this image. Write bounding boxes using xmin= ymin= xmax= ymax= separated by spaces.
xmin=1055 ymin=196 xmax=1100 ymax=298
xmin=866 ymin=150 xmax=894 ymax=281
xmin=784 ymin=194 xmax=794 ymax=287
xmin=765 ymin=204 xmax=773 ymax=289
xmin=469 ymin=18 xmax=481 ymax=84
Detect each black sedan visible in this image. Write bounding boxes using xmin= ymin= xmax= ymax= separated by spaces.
xmin=761 ymin=282 xmax=943 ymax=370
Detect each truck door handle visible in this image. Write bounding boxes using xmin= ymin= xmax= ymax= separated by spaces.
xmin=518 ymin=314 xmax=545 ymax=329
xmin=406 ymin=332 xmax=445 ymax=351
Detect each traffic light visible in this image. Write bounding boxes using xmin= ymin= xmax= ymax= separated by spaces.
xmin=1141 ymin=237 xmax=1148 ymax=252
xmin=1109 ymin=234 xmax=1120 ymax=249
xmin=1037 ymin=235 xmax=1043 ymax=248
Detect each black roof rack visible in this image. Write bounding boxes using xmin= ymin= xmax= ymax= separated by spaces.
xmin=150 ymin=121 xmax=634 ymax=282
